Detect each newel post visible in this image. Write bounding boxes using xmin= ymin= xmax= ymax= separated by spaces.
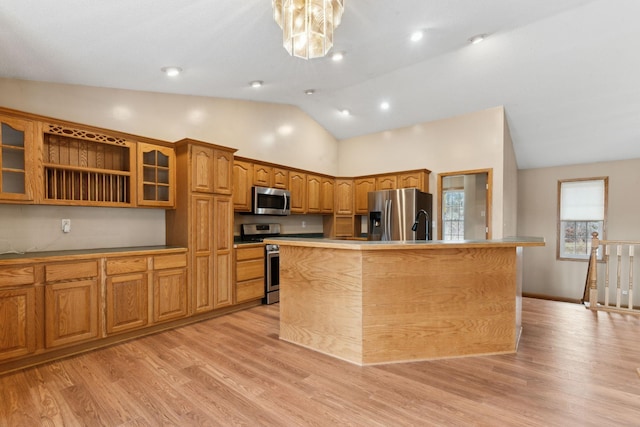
xmin=588 ymin=232 xmax=600 ymax=310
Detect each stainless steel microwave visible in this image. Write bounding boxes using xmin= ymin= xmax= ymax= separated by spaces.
xmin=252 ymin=186 xmax=291 ymax=215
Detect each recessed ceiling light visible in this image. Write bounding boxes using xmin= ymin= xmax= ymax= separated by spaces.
xmin=410 ymin=31 xmax=424 ymax=42
xmin=339 ymin=109 xmax=351 ymax=116
xmin=161 ymin=66 xmax=182 ymax=77
xmin=250 ymin=80 xmax=263 ymax=88
xmin=331 ymin=52 xmax=344 ymax=61
xmin=468 ymin=34 xmax=487 ymax=44
xmin=304 ymin=89 xmax=315 ymax=95
xmin=380 ymin=101 xmax=390 ymax=111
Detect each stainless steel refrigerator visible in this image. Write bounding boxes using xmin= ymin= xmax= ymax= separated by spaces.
xmin=368 ymin=188 xmax=433 ymax=241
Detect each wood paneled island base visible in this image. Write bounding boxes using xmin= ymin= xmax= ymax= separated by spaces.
xmin=266 ymin=238 xmax=544 ymax=365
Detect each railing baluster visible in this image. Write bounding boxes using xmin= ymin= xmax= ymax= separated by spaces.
xmin=616 ymin=245 xmax=622 ymax=308
xmin=629 ymin=246 xmax=634 ymax=310
xmin=604 ymin=244 xmax=610 ymax=307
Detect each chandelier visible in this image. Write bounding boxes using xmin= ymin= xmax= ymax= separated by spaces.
xmin=272 ymin=0 xmax=345 ymax=59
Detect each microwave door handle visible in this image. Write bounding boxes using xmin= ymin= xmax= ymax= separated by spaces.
xmin=283 ymin=193 xmax=288 ymax=212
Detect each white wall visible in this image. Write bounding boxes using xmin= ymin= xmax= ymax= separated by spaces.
xmin=0 ymin=205 xmax=165 ymax=254
xmin=0 ymin=78 xmax=339 ymax=251
xmin=518 ymin=157 xmax=640 ymax=300
xmin=338 ymin=106 xmax=509 ymax=238
xmin=0 ymin=78 xmax=339 ymax=175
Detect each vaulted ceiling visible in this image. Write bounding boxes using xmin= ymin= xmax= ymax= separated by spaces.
xmin=1 ymin=0 xmax=639 ymax=169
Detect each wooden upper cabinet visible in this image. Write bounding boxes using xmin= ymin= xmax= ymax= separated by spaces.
xmin=233 ymin=160 xmax=253 ymax=211
xmin=273 ymin=167 xmax=289 ymax=189
xmin=307 ymin=174 xmax=322 ymax=213
xmin=213 ymin=149 xmax=233 ymax=195
xmin=335 ymin=179 xmax=354 ymax=215
xmin=253 ymin=163 xmax=272 ymax=187
xmin=376 ymin=174 xmax=397 ymax=191
xmin=354 ymin=177 xmax=375 ymax=215
xmin=190 ymin=144 xmax=215 ymax=193
xmin=289 ymin=171 xmax=307 ymax=213
xmin=138 ymin=142 xmax=176 ymax=208
xmin=398 ymin=170 xmax=430 ymax=192
xmin=321 ymin=177 xmax=335 ymax=214
xmin=0 ymin=115 xmax=34 ymax=202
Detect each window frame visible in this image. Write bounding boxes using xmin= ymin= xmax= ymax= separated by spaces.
xmin=556 ymin=177 xmax=608 ymax=261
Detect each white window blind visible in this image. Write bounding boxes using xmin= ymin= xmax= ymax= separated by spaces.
xmin=560 ymin=180 xmax=605 ymax=220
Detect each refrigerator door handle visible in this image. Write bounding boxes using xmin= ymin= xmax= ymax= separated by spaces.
xmin=386 ymin=198 xmax=392 ymax=241
xmin=382 ymin=200 xmax=388 ymax=241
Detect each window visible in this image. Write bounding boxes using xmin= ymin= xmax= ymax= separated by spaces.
xmin=443 ymin=189 xmax=464 ymax=240
xmin=558 ymin=177 xmax=607 ymax=260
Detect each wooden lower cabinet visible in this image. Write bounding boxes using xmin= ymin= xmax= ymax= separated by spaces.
xmin=213 ymin=196 xmax=233 ymax=308
xmin=0 ymin=286 xmax=36 ymax=361
xmin=153 ymin=268 xmax=188 ymax=323
xmin=45 ymin=278 xmax=99 ymax=348
xmin=235 ymin=246 xmax=265 ymax=303
xmin=106 ymin=273 xmax=148 ymax=335
xmin=192 ymin=195 xmax=215 ymax=313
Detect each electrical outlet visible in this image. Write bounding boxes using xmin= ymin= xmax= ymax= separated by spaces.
xmin=62 ymin=219 xmax=71 ymax=233
xmin=302 ymin=221 xmax=307 ymax=228
xmin=622 ymin=290 xmax=629 ymax=296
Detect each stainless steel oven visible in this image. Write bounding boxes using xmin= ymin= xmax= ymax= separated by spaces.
xmin=265 ymin=244 xmax=280 ymax=304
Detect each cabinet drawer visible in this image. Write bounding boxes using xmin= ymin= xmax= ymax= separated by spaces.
xmin=153 ymin=253 xmax=187 ymax=270
xmin=0 ymin=265 xmax=35 ymax=287
xmin=236 ymin=278 xmax=265 ymax=303
xmin=236 ymin=259 xmax=264 ymax=282
xmin=236 ymin=246 xmax=264 ymax=261
xmin=106 ymin=257 xmax=147 ymax=275
xmin=46 ymin=261 xmax=98 ymax=282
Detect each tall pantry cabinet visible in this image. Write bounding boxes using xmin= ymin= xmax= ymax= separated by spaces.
xmin=166 ymin=139 xmax=236 ymax=314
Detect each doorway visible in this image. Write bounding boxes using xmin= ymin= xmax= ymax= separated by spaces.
xmin=437 ymin=169 xmax=492 ymax=240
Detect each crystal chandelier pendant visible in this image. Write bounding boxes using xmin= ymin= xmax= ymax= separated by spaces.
xmin=273 ymin=0 xmax=344 ymax=60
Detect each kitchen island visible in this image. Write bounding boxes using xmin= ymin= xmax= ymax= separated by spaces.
xmin=264 ymin=237 xmax=544 ymax=365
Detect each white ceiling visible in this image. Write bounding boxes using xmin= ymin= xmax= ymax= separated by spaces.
xmin=1 ymin=0 xmax=640 ymax=169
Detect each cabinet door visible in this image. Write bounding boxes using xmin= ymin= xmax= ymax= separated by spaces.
xmin=0 ymin=115 xmax=34 ymax=202
xmin=233 ymin=160 xmax=253 ymax=211
xmin=0 ymin=287 xmax=36 ymax=361
xmin=376 ymin=175 xmax=397 ymax=191
xmin=191 ymin=144 xmax=215 ymax=193
xmin=192 ymin=195 xmax=214 ymax=313
xmin=335 ymin=179 xmax=354 ymax=215
xmin=138 ymin=143 xmax=176 ymax=207
xmin=253 ymin=164 xmax=272 ymax=187
xmin=354 ymin=178 xmax=375 ymax=215
xmin=272 ymin=167 xmax=289 ymax=189
xmin=153 ymin=268 xmax=188 ymax=323
xmin=106 ymin=273 xmax=148 ymax=335
xmin=307 ymin=174 xmax=322 ymax=213
xmin=321 ymin=177 xmax=335 ymax=214
xmin=214 ymin=196 xmax=233 ymax=308
xmin=45 ymin=279 xmax=99 ymax=348
xmin=289 ymin=172 xmax=307 ymax=213
xmin=398 ymin=171 xmax=429 ymax=192
xmin=334 ymin=216 xmax=357 ymax=237
xmin=213 ymin=149 xmax=233 ymax=195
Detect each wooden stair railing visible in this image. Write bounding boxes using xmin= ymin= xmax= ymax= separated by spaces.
xmin=586 ymin=232 xmax=640 ymax=315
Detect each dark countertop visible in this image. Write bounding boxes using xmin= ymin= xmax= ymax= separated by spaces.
xmin=0 ymin=245 xmax=187 ymax=265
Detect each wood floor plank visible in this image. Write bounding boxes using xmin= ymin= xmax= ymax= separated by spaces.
xmin=1 ymin=298 xmax=639 ymax=426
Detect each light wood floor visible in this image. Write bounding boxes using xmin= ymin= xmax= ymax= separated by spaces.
xmin=1 ymin=297 xmax=639 ymax=426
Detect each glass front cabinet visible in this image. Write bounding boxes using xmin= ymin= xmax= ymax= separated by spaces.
xmin=0 ymin=116 xmax=34 ymax=202
xmin=137 ymin=142 xmax=176 ymax=208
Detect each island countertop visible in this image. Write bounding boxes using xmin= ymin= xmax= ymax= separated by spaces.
xmin=263 ymin=236 xmax=545 ymax=250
